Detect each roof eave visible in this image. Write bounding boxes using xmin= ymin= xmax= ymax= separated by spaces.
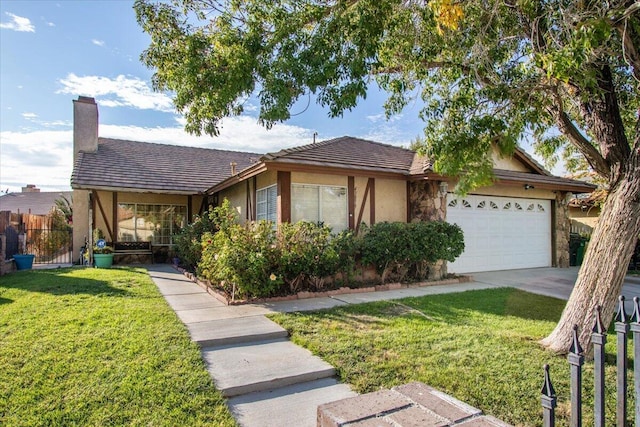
xmin=71 ymin=183 xmax=204 ymax=195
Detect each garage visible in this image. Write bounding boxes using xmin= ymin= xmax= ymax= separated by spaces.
xmin=446 ymin=194 xmax=552 ymax=274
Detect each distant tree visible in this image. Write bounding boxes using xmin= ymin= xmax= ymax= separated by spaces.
xmin=135 ymin=0 xmax=639 ymax=352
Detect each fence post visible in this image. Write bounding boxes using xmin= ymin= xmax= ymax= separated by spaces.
xmin=630 ymin=297 xmax=640 ymax=427
xmin=568 ymin=325 xmax=584 ymax=427
xmin=614 ymin=295 xmax=629 ymax=427
xmin=592 ymin=305 xmax=607 ymax=427
xmin=541 ymin=364 xmax=557 ymax=427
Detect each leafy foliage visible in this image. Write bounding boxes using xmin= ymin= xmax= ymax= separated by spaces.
xmin=360 ymin=221 xmax=464 ymax=282
xmin=195 ymin=200 xmax=464 ymax=299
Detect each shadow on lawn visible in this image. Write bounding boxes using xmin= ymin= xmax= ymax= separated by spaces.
xmin=312 ymin=288 xmax=565 ymax=326
xmin=0 ymin=268 xmax=131 ymax=297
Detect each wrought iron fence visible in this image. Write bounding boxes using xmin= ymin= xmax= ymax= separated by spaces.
xmin=542 ymin=296 xmax=639 ymax=427
xmin=25 ymin=228 xmax=73 ymax=264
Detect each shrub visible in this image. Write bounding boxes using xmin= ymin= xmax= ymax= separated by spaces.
xmin=199 ymin=221 xmax=283 ymax=299
xmin=173 ymin=200 xmax=237 ymax=271
xmin=360 ymin=221 xmax=464 ymax=282
xmin=278 ymin=222 xmax=340 ymax=292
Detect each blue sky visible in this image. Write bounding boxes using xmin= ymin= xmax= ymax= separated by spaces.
xmin=0 ymin=1 xmax=549 ymax=194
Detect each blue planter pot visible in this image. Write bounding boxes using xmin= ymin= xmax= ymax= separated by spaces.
xmin=93 ymin=254 xmax=114 ymax=268
xmin=14 ymin=254 xmax=35 ymax=270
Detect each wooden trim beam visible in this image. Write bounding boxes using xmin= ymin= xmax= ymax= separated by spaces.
xmin=277 ymin=171 xmax=291 ymax=224
xmin=93 ymin=191 xmax=113 ymax=241
xmin=406 ymin=181 xmax=412 ymax=223
xmin=187 ymin=195 xmax=193 ymax=223
xmin=355 ymin=178 xmax=371 ymax=233
xmin=370 ymin=178 xmax=375 ymax=224
xmin=112 ymin=192 xmax=118 ymax=241
xmin=348 ymin=176 xmax=355 ymax=230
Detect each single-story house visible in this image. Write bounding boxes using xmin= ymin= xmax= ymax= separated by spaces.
xmin=71 ymin=96 xmax=595 ymax=273
xmin=0 ymin=186 xmax=72 ymax=216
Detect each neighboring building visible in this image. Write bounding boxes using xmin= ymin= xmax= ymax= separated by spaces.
xmin=568 ymin=190 xmax=605 ymax=236
xmin=70 ymin=96 xmax=595 ymax=273
xmin=0 ymin=186 xmax=72 ymax=215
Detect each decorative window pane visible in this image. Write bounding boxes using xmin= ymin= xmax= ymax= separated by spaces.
xmin=291 ymin=184 xmax=347 ymax=232
xmin=462 ymin=200 xmax=472 ymax=208
xmin=117 ymin=203 xmax=186 ymax=245
xmin=448 ymin=199 xmax=458 ymax=208
xmin=527 ymin=203 xmax=535 ymax=211
xmin=515 ymin=202 xmax=523 ymax=210
xmin=503 ymin=202 xmax=511 ymax=210
xmin=537 ymin=204 xmax=545 ymax=212
xmin=477 ymin=201 xmax=486 ymax=209
xmin=490 ymin=201 xmax=499 ymax=210
xmin=257 ymin=185 xmax=277 ymax=223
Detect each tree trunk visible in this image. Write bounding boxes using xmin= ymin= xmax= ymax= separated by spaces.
xmin=540 ymin=152 xmax=640 ymax=353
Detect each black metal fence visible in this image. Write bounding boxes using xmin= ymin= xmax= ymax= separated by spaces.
xmin=542 ymin=296 xmax=639 ymax=427
xmin=25 ymin=228 xmax=74 ymax=264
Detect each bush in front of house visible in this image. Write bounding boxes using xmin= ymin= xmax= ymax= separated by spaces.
xmin=173 ymin=200 xmax=237 ymax=271
xmin=194 ymin=200 xmax=465 ymax=300
xmin=359 ymin=221 xmax=464 ymax=282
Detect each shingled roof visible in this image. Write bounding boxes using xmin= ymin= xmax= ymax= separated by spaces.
xmin=0 ymin=191 xmax=72 ymax=215
xmin=71 ymin=138 xmax=260 ymax=194
xmin=262 ymin=136 xmax=416 ymax=175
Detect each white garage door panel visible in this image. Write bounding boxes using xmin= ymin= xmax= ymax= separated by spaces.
xmin=447 ymin=195 xmax=551 ymax=273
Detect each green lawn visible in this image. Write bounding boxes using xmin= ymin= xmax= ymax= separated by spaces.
xmin=269 ymin=288 xmax=635 ymax=426
xmin=0 ymin=267 xmax=236 ymax=427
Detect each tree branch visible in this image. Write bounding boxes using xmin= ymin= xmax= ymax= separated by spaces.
xmin=547 ymin=87 xmax=610 ymax=178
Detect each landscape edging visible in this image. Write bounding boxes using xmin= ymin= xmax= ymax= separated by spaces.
xmin=172 ymin=265 xmax=473 ymax=306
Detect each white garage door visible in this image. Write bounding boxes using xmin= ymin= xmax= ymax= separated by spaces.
xmin=447 ymin=195 xmax=552 ymax=274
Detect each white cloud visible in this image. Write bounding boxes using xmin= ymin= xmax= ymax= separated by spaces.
xmin=0 ymin=129 xmax=72 ymax=192
xmin=22 ymin=112 xmax=38 ymax=120
xmin=92 ymin=39 xmax=105 ymax=47
xmin=0 ymin=117 xmax=315 ymax=193
xmin=57 ymin=73 xmax=174 ymax=112
xmin=47 ymin=22 xmax=55 ymax=27
xmin=0 ymin=12 xmax=35 ymax=32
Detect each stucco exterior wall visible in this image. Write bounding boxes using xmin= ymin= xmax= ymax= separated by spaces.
xmin=291 ymin=172 xmax=346 ymax=186
xmin=491 ymin=147 xmax=530 ymax=172
xmin=72 ymin=189 xmax=91 ymax=261
xmin=375 ymin=179 xmax=407 ymax=223
xmin=257 ymin=170 xmax=277 ymax=189
xmin=467 ymin=184 xmax=556 ymax=200
xmin=220 ymin=184 xmax=249 ymax=223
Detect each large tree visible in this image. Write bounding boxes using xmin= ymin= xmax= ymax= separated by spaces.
xmin=135 ymin=0 xmax=640 ymax=352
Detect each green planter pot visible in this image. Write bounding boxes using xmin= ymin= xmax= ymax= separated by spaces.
xmin=14 ymin=254 xmax=35 ymax=270
xmin=94 ymin=253 xmax=114 ymax=268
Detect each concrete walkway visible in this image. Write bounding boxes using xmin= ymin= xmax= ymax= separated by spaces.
xmin=147 ymin=265 xmax=640 ymax=427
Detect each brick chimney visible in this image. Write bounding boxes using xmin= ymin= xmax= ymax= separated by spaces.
xmin=73 ymin=96 xmax=98 ymax=163
xmin=21 ymin=184 xmax=40 ymax=193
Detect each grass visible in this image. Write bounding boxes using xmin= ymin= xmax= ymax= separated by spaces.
xmin=0 ymin=267 xmax=236 ymax=427
xmin=269 ymin=288 xmax=635 ymax=426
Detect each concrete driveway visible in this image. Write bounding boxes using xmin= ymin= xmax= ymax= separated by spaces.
xmin=471 ymin=266 xmax=640 ymax=302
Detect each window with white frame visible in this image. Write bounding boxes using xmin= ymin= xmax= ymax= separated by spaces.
xmin=256 ymin=185 xmax=277 ymax=222
xmin=291 ymin=184 xmax=348 ymax=232
xmin=117 ymin=203 xmax=186 ymax=245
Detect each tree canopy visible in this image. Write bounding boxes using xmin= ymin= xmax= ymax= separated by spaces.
xmin=136 ymin=0 xmax=640 ymax=351
xmin=136 ymin=0 xmax=638 ymax=190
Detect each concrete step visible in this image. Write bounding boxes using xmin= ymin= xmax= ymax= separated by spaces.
xmin=188 ymin=316 xmax=288 ymax=347
xmin=201 ymin=338 xmax=337 ymax=397
xmin=227 ymin=378 xmax=357 ymax=427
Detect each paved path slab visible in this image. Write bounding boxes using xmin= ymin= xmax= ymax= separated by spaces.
xmin=163 ymin=292 xmax=225 ymax=311
xmin=201 ymin=338 xmax=337 ymax=397
xmin=188 ymin=316 xmax=288 ymax=347
xmin=227 ymin=378 xmax=356 ymax=427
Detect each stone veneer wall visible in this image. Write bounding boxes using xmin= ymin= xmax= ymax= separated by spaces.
xmin=554 ymin=191 xmax=571 ymax=268
xmin=408 ymin=180 xmax=448 ymax=280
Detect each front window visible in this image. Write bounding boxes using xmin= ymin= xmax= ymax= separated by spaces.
xmin=292 ymin=184 xmax=348 ymax=232
xmin=117 ymin=203 xmax=186 ymax=245
xmin=256 ymin=185 xmax=277 ymax=222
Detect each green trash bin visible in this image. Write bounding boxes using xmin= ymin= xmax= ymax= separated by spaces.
xmin=576 ymin=240 xmax=586 ymax=265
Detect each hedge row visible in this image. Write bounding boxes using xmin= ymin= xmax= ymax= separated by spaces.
xmin=174 ymin=200 xmax=464 ymax=300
